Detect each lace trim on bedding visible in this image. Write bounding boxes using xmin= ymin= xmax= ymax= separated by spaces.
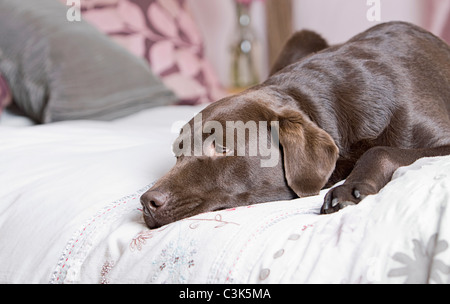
xmin=49 ymin=183 xmax=154 ymax=284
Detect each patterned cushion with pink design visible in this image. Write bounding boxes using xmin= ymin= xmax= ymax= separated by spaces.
xmin=0 ymin=73 xmax=12 ymax=116
xmin=78 ymin=0 xmax=226 ymax=105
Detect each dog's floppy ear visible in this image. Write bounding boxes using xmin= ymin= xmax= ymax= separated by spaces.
xmin=278 ymin=111 xmax=339 ymax=197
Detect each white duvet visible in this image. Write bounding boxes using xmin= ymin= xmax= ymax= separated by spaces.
xmin=1 ymin=105 xmax=450 ymax=284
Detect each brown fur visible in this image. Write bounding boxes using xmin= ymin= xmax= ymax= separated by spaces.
xmin=141 ymin=22 xmax=450 ymax=229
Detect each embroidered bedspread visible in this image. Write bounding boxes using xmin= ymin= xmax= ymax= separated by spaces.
xmin=0 ymin=106 xmax=449 ymax=284
xmin=47 ymin=155 xmax=450 ymax=284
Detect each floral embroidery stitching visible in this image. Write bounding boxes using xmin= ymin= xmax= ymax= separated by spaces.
xmin=130 ymin=226 xmax=168 ymax=252
xmin=151 ymin=240 xmax=198 ymax=283
xmin=100 ymin=261 xmax=115 ymax=284
xmin=50 ymin=184 xmax=153 ymax=284
xmin=187 ymin=214 xmax=240 ymax=229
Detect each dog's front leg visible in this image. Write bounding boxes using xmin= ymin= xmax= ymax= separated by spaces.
xmin=321 ymin=145 xmax=450 ymax=214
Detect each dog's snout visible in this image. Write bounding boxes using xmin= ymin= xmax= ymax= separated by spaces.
xmin=141 ymin=191 xmax=168 ymax=213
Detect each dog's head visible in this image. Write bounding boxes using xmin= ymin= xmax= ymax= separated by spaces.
xmin=141 ymin=89 xmax=339 ymax=229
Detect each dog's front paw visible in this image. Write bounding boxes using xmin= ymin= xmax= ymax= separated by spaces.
xmin=321 ymin=183 xmax=375 ymax=214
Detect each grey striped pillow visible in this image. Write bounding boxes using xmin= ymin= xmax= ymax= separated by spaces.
xmin=0 ymin=0 xmax=177 ymax=123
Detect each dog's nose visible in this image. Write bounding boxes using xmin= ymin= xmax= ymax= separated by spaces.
xmin=140 ymin=191 xmax=168 ymax=213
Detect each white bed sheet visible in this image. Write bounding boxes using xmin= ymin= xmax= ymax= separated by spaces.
xmin=0 ymin=105 xmax=203 ymax=283
xmin=0 ymin=107 xmax=35 ymax=127
xmin=1 ymin=105 xmax=450 ymax=284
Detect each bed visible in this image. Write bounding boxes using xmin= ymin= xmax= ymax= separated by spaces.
xmin=1 ymin=0 xmax=450 ymax=284
xmin=2 ymin=104 xmax=450 ymax=284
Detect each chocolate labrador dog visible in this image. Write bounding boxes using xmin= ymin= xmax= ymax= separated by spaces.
xmin=141 ymin=22 xmax=450 ymax=229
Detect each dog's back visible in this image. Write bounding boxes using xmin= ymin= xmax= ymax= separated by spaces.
xmin=266 ymin=22 xmax=450 ymax=151
xmin=349 ymin=22 xmax=450 ymax=144
xmin=350 ymin=22 xmax=450 ymax=113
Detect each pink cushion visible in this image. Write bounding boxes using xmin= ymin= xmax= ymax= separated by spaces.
xmin=0 ymin=73 xmax=12 ymax=115
xmin=75 ymin=0 xmax=225 ymax=105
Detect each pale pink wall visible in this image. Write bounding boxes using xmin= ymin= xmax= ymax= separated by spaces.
xmin=189 ymin=0 xmax=447 ymax=87
xmin=425 ymin=0 xmax=450 ymax=43
xmin=293 ymin=0 xmax=425 ymax=44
